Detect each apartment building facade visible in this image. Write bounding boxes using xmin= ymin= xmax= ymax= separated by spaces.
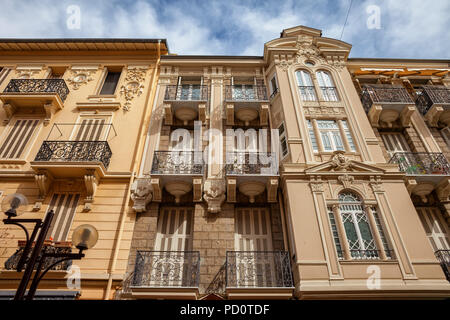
xmin=121 ymin=26 xmax=450 ymax=300
xmin=0 ymin=39 xmax=168 ymax=299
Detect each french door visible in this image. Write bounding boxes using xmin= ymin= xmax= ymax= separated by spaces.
xmin=416 ymin=207 xmax=450 ymax=251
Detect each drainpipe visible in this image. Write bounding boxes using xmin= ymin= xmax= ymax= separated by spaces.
xmin=103 ymin=40 xmax=162 ymax=299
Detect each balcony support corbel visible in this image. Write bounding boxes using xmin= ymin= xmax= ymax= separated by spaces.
xmin=404 ymin=178 xmax=418 ymax=195
xmin=151 ymin=178 xmax=162 ymax=202
xmin=424 ymin=105 xmax=444 ymax=127
xmin=2 ymin=103 xmax=16 ymax=125
xmin=43 ymin=102 xmax=56 ymax=126
xmin=163 ymin=103 xmax=173 ymax=125
xmin=130 ymin=178 xmax=153 ymax=212
xmin=226 ymin=103 xmax=234 ymax=125
xmin=83 ymin=170 xmax=99 ymax=212
xmin=267 ymin=178 xmax=278 ymax=203
xmin=367 ymin=104 xmax=382 ymax=127
xmin=399 ymin=105 xmax=416 ymax=127
xmin=227 ymin=177 xmax=236 ymax=202
xmin=33 ymin=170 xmax=53 ymax=211
xmin=260 ymin=103 xmax=269 ymax=126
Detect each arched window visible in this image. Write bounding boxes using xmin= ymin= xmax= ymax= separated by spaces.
xmin=296 ymin=70 xmax=316 ymax=101
xmin=338 ymin=192 xmax=378 ymax=259
xmin=316 ymin=70 xmax=339 ymax=101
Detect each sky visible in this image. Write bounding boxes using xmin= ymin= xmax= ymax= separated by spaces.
xmin=0 ymin=0 xmax=448 ymax=59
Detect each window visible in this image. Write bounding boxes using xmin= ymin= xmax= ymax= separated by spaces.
xmin=235 ymin=207 xmax=272 ymax=251
xmin=328 ymin=207 xmax=343 ymax=259
xmin=278 ymin=122 xmax=288 ymax=158
xmin=307 ymin=119 xmax=356 ymax=153
xmin=441 ymin=127 xmax=450 ymax=148
xmin=0 ymin=67 xmax=10 ymax=86
xmin=0 ymin=118 xmax=40 ymax=159
xmin=307 ymin=120 xmax=319 ymax=152
xmin=416 ymin=207 xmax=449 ymax=251
xmin=380 ymin=132 xmax=410 ymax=159
xmin=316 ymin=70 xmax=338 ymax=101
xmin=155 ymin=207 xmax=194 ymax=251
xmin=269 ymin=74 xmax=278 ymax=98
xmin=296 ymin=70 xmax=316 ymax=101
xmin=72 ymin=116 xmax=110 ymax=141
xmin=341 ymin=120 xmax=356 ymax=152
xmin=47 ymin=193 xmax=80 ymax=241
xmin=99 ymin=70 xmax=121 ymax=95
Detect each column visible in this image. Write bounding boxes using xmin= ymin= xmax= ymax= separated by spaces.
xmin=364 ymin=205 xmax=388 ymax=260
xmin=332 ymin=204 xmax=351 ymax=260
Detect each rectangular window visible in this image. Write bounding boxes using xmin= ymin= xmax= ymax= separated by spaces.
xmin=416 ymin=207 xmax=450 ymax=251
xmin=341 ymin=120 xmax=356 ymax=152
xmin=317 ymin=120 xmax=344 ymax=152
xmin=269 ymin=74 xmax=278 ymax=97
xmin=0 ymin=118 xmax=39 ymax=159
xmin=371 ymin=207 xmax=392 ymax=258
xmin=47 ymin=193 xmax=80 ymax=241
xmin=380 ymin=132 xmax=410 ymax=159
xmin=99 ymin=70 xmax=121 ymax=95
xmin=278 ymin=122 xmax=288 ymax=158
xmin=327 ymin=207 xmax=343 ymax=259
xmin=155 ymin=207 xmax=194 ymax=251
xmin=307 ymin=120 xmax=319 ymax=152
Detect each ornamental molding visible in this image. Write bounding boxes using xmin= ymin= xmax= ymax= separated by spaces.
xmin=203 ymin=178 xmax=226 ymax=213
xmin=131 ymin=178 xmax=153 ymax=213
xmin=15 ymin=67 xmax=42 ymax=79
xmin=369 ymin=175 xmax=384 ymax=192
xmin=330 ymin=151 xmax=353 ymax=172
xmin=304 ymin=105 xmax=345 ymax=117
xmin=309 ymin=175 xmax=324 ymax=192
xmin=338 ymin=174 xmax=354 ymax=189
xmin=274 ymin=54 xmax=295 ymax=72
xmin=120 ymin=66 xmax=148 ymax=111
xmin=67 ymin=67 xmax=98 ymax=90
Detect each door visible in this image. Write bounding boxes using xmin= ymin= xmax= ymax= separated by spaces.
xmin=151 ymin=207 xmax=194 ymax=287
xmin=416 ymin=207 xmax=450 ymax=251
xmin=380 ymin=132 xmax=411 ymax=159
xmin=234 ymin=207 xmax=275 ymax=287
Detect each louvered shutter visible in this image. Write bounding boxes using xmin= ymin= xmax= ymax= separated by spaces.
xmin=380 ymin=133 xmax=411 ymax=158
xmin=416 ymin=207 xmax=450 ymax=251
xmin=0 ymin=119 xmax=39 ymax=159
xmin=74 ymin=118 xmax=106 ymax=141
xmin=47 ymin=193 xmax=80 ymax=241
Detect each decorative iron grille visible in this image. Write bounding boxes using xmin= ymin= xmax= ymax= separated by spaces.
xmin=337 ymin=249 xmax=395 ymax=260
xmin=389 ymin=152 xmax=450 ymax=175
xmin=415 ymin=85 xmax=450 ymax=115
xmin=361 ymin=84 xmax=414 ymax=113
xmin=4 ymin=245 xmax=72 ymax=271
xmin=435 ymin=250 xmax=450 ymax=281
xmin=225 ymin=85 xmax=268 ymax=101
xmin=226 ymin=251 xmax=293 ymax=288
xmin=298 ymin=86 xmax=317 ymax=101
xmin=132 ymin=251 xmax=200 ymax=288
xmin=226 ymin=152 xmax=278 ymax=175
xmin=34 ymin=141 xmax=112 ymax=169
xmin=164 ymin=85 xmax=209 ymax=101
xmin=319 ymin=86 xmax=339 ymax=101
xmin=3 ymin=79 xmax=70 ymax=102
xmin=151 ymin=151 xmax=204 ymax=175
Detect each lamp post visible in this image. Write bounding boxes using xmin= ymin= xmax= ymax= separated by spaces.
xmin=1 ymin=193 xmax=98 ymax=300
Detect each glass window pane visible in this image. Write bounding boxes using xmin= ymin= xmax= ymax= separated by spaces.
xmin=333 ymin=132 xmax=344 ymax=150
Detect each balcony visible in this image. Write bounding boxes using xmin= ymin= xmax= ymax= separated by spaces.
xmin=225 ymin=152 xmax=279 ymax=203
xmin=415 ymin=85 xmax=450 ymax=127
xmin=0 ymin=79 xmax=69 ymax=125
xmin=150 ymin=151 xmax=205 ymax=203
xmin=389 ymin=152 xmax=450 ymax=202
xmin=31 ymin=141 xmax=112 ymax=178
xmin=435 ymin=250 xmax=450 ymax=282
xmin=128 ymin=251 xmax=200 ymax=299
xmin=225 ymin=251 xmax=294 ymax=299
xmin=361 ymin=84 xmax=415 ymax=128
xmin=163 ymin=85 xmax=209 ymax=125
xmin=224 ymin=85 xmax=269 ymax=126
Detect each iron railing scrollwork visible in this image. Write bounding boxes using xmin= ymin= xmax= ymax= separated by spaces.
xmin=226 ymin=152 xmax=278 ymax=176
xmin=164 ymin=85 xmax=209 ymax=101
xmin=4 ymin=245 xmax=72 ymax=271
xmin=225 ymin=85 xmax=268 ymax=101
xmin=34 ymin=141 xmax=112 ymax=169
xmin=361 ymin=84 xmax=414 ymax=113
xmin=415 ymin=85 xmax=450 ymax=115
xmin=132 ymin=251 xmax=200 ymax=288
xmin=336 ymin=249 xmax=395 ymax=260
xmin=389 ymin=152 xmax=450 ymax=175
xmin=151 ymin=151 xmax=204 ymax=175
xmin=435 ymin=250 xmax=450 ymax=281
xmin=226 ymin=251 xmax=293 ymax=288
xmin=3 ymin=79 xmax=70 ymax=102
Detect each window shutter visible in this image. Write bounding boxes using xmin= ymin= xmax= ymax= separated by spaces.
xmin=0 ymin=119 xmax=39 ymax=159
xmin=380 ymin=133 xmax=410 ymax=158
xmin=74 ymin=118 xmax=106 ymax=141
xmin=155 ymin=207 xmax=193 ymax=251
xmin=235 ymin=207 xmax=272 ymax=251
xmin=47 ymin=193 xmax=80 ymax=241
xmin=417 ymin=207 xmax=450 ymax=251
xmin=278 ymin=122 xmax=288 ymax=158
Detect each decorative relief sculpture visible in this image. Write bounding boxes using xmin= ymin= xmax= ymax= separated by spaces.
xmin=203 ymin=179 xmax=226 ymax=213
xmin=130 ymin=178 xmax=153 ymax=213
xmin=309 ymin=176 xmax=324 ymax=192
xmin=120 ymin=67 xmax=147 ymax=111
xmin=338 ymin=174 xmax=355 ymax=188
xmin=331 ymin=150 xmax=353 ymax=171
xmin=67 ymin=68 xmax=97 ymax=90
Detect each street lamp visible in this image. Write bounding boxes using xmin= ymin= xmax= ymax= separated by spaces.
xmin=1 ymin=193 xmax=98 ymax=300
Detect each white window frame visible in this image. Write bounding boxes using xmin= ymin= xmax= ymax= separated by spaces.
xmin=295 ymin=70 xmax=316 ymax=101
xmin=278 ymin=122 xmax=289 ymax=159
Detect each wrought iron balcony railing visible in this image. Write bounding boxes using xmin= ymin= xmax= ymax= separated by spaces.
xmin=226 ymin=251 xmax=293 ymax=288
xmin=337 ymin=249 xmax=395 ymax=260
xmin=4 ymin=245 xmax=72 ymax=271
xmin=298 ymin=86 xmax=317 ymax=101
xmin=389 ymin=152 xmax=450 ymax=175
xmin=320 ymin=86 xmax=339 ymax=101
xmin=361 ymin=84 xmax=414 ymax=113
xmin=415 ymin=85 xmax=450 ymax=115
xmin=435 ymin=250 xmax=450 ymax=281
xmin=151 ymin=151 xmax=204 ymax=175
xmin=164 ymin=85 xmax=209 ymax=101
xmin=225 ymin=85 xmax=268 ymax=101
xmin=3 ymin=79 xmax=70 ymax=102
xmin=34 ymin=141 xmax=112 ymax=169
xmin=132 ymin=251 xmax=200 ymax=288
xmin=226 ymin=152 xmax=278 ymax=176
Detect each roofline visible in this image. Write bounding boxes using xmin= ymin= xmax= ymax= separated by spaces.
xmin=161 ymin=55 xmax=263 ymax=60
xmin=348 ymin=57 xmax=450 ymax=64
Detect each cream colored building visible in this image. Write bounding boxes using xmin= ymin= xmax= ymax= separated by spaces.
xmin=123 ymin=25 xmax=450 ymax=300
xmin=0 ymin=39 xmax=168 ymax=299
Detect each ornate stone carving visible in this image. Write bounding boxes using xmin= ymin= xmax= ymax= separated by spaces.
xmin=338 ymin=174 xmax=354 ymax=189
xmin=204 ymin=179 xmax=226 ymax=213
xmin=16 ymin=68 xmax=41 ymax=79
xmin=67 ymin=68 xmax=97 ymax=90
xmin=34 ymin=170 xmax=53 ymax=211
xmin=304 ymin=106 xmax=345 ymax=117
xmin=131 ymin=178 xmax=153 ymax=213
xmin=83 ymin=170 xmax=99 ymax=212
xmin=310 ymin=176 xmax=324 ymax=192
xmin=331 ymin=151 xmax=352 ymax=171
xmin=369 ymin=176 xmax=384 ymax=192
xmin=120 ymin=67 xmax=147 ymax=111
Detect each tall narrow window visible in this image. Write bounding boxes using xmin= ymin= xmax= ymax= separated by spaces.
xmin=0 ymin=119 xmax=39 ymax=159
xmin=341 ymin=120 xmax=356 ymax=152
xmin=380 ymin=132 xmax=410 ymax=159
xmin=317 ymin=120 xmax=344 ymax=152
xmin=372 ymin=207 xmax=393 ymax=258
xmin=328 ymin=207 xmax=344 ymax=259
xmin=306 ymin=120 xmax=319 ymax=152
xmin=296 ymin=70 xmax=316 ymax=101
xmin=269 ymin=74 xmax=278 ymax=98
xmin=99 ymin=70 xmax=121 ymax=95
xmin=47 ymin=193 xmax=80 ymax=241
xmin=339 ymin=192 xmax=378 ymax=259
xmin=155 ymin=207 xmax=194 ymax=251
xmin=278 ymin=122 xmax=288 ymax=158
xmin=316 ymin=70 xmax=338 ymax=101
xmin=416 ymin=207 xmax=450 ymax=251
